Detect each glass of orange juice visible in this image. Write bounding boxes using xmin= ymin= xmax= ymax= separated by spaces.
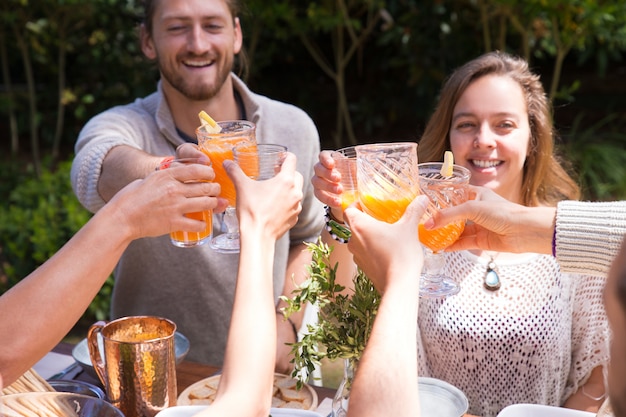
xmin=331 ymin=146 xmax=359 ymax=211
xmin=355 ymin=142 xmax=420 ymax=224
xmin=418 ymin=162 xmax=470 ymax=298
xmin=196 ymin=120 xmax=256 ymax=254
xmin=158 ymin=158 xmax=213 ymax=248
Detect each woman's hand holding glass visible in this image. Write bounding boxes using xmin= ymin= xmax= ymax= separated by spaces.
xmin=225 ymin=151 xmax=303 ymax=241
xmin=312 ymin=150 xmax=345 ymax=211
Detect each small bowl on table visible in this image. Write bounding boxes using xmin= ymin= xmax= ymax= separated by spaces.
xmin=48 ymin=379 xmax=106 ymax=399
xmin=1 ymin=392 xmax=124 ymax=417
xmin=418 ymin=377 xmax=469 ymax=417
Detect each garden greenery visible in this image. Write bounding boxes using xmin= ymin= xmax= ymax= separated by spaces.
xmin=2 ymin=0 xmax=626 ymax=325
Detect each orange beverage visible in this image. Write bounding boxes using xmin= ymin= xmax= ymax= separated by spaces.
xmin=197 ymin=121 xmax=256 ymax=207
xmin=170 ymin=210 xmax=213 ymax=247
xmin=200 ymin=137 xmax=249 ymax=206
xmin=159 ymin=158 xmax=213 ymax=248
xmin=359 ymin=192 xmax=415 ymax=223
xmin=331 ymin=147 xmax=358 ymax=211
xmin=197 ymin=121 xmax=255 ymax=254
xmin=340 ymin=189 xmax=359 ymax=211
xmin=418 ymin=221 xmax=465 ymax=253
xmin=233 ymin=143 xmax=260 ymax=178
xmin=417 ymin=162 xmax=471 ymax=252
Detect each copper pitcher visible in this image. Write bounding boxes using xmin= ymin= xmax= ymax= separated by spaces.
xmin=87 ymin=316 xmax=177 ymax=417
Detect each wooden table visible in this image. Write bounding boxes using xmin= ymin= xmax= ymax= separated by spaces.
xmin=52 ymin=342 xmax=336 ymax=402
xmin=53 ymin=342 xmax=476 ymax=416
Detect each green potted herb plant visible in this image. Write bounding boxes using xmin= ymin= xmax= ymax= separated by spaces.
xmin=281 ymin=238 xmax=381 ymax=416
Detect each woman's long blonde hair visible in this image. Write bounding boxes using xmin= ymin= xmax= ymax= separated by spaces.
xmin=418 ymin=51 xmax=580 ymax=207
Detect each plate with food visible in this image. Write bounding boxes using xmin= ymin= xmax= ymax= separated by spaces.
xmin=177 ymin=373 xmax=318 ymax=410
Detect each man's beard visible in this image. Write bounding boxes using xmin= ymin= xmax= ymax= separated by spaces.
xmin=157 ymin=54 xmax=233 ymax=101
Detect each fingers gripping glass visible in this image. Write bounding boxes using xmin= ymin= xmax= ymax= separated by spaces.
xmin=158 ymin=158 xmax=213 ymax=248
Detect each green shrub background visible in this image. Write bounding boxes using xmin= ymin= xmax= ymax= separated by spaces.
xmin=0 ymin=159 xmax=113 ymax=323
xmin=2 ymin=0 xmax=626 ymax=329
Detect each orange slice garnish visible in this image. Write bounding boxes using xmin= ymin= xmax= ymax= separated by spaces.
xmin=198 ymin=110 xmax=221 ymax=133
xmin=440 ymin=151 xmax=454 ymax=177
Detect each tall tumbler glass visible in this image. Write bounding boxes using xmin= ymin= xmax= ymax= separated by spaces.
xmin=331 ymin=146 xmax=358 ymax=211
xmin=197 ymin=120 xmax=256 ymax=254
xmin=158 ymin=158 xmax=213 ymax=248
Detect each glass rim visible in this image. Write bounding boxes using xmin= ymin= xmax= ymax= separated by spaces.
xmin=418 ymin=162 xmax=471 ymax=181
xmin=159 ymin=157 xmax=211 ymax=168
xmin=233 ymin=142 xmax=287 ymax=154
xmin=332 ymin=146 xmax=357 ymax=159
xmin=355 ymin=141 xmax=418 ymax=152
xmin=195 ymin=120 xmax=256 ymax=139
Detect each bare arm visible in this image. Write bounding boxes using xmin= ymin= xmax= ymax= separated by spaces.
xmin=98 ymin=143 xmax=209 ymax=202
xmin=430 ymin=186 xmax=626 ymax=276
xmin=563 ymin=365 xmax=606 ymax=413
xmin=97 ymin=145 xmax=166 ymax=202
xmin=427 ymin=185 xmax=555 ymax=254
xmin=196 ymin=154 xmax=303 ymax=417
xmin=344 ymin=196 xmax=429 ymax=417
xmin=274 ymin=243 xmax=311 ymax=374
xmin=0 ymin=164 xmax=220 ymax=384
xmin=311 ymin=150 xmax=357 ymax=290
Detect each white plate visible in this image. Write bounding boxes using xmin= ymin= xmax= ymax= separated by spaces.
xmin=72 ymin=332 xmax=190 ymax=380
xmin=156 ymin=406 xmax=322 ymax=417
xmin=419 ymin=377 xmax=469 ymax=417
xmin=497 ymin=404 xmax=596 ymax=417
xmin=177 ymin=373 xmax=318 ymax=410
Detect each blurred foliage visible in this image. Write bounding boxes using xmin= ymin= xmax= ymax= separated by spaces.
xmin=0 ymin=159 xmax=113 ymax=322
xmin=1 ymin=0 xmax=626 ymax=325
xmin=561 ymin=114 xmax=626 ymax=201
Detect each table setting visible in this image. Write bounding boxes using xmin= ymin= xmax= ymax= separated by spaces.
xmin=2 ymin=139 xmax=613 ymax=416
xmin=18 ymin=330 xmax=472 ymax=417
xmin=27 ymin=319 xmax=611 ymax=417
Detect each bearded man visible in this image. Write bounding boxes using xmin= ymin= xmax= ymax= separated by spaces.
xmin=71 ymin=0 xmax=323 ymax=372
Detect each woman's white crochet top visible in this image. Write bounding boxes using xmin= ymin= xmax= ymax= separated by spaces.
xmin=417 ymin=250 xmax=610 ymax=417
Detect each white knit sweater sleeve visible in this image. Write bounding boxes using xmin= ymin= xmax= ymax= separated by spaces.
xmin=555 ymin=200 xmax=626 ymax=276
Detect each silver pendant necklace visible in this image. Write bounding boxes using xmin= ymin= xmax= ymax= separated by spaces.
xmin=484 ymin=254 xmax=501 ymax=291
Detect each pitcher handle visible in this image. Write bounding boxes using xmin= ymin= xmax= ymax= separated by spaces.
xmin=87 ymin=320 xmax=107 ymax=388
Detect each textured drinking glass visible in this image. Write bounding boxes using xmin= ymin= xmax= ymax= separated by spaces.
xmin=159 ymin=158 xmax=213 ymax=248
xmin=418 ymin=162 xmax=470 ymax=298
xmin=197 ymin=120 xmax=256 ymax=254
xmin=87 ymin=316 xmax=177 ymax=417
xmin=355 ymin=142 xmax=420 ymax=224
xmin=233 ymin=143 xmax=287 ymax=180
xmin=331 ymin=146 xmax=358 ymax=211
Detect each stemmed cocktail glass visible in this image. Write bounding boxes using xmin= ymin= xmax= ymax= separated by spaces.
xmin=197 ymin=120 xmax=256 ymax=254
xmin=417 ymin=162 xmax=470 ymax=298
